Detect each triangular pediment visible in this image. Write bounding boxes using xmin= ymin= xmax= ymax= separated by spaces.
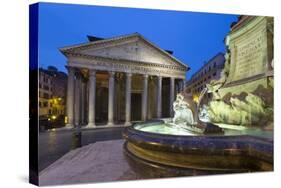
xmin=60 ymin=33 xmax=188 ymax=69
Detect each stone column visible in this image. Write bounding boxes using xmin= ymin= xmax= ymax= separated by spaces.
xmin=87 ymin=70 xmax=96 ymax=128
xmin=125 ymin=73 xmax=132 ymax=126
xmin=181 ymin=79 xmax=185 ymax=92
xmin=66 ymin=67 xmax=75 ymax=128
xmin=170 ymin=77 xmax=175 ymax=117
xmin=74 ymin=74 xmax=81 ymax=127
xmin=81 ymin=80 xmax=85 ymax=125
xmin=157 ymin=76 xmax=162 ymax=118
xmin=142 ymin=74 xmax=148 ymax=121
xmin=177 ymin=79 xmax=183 ymax=93
xmin=107 ymin=71 xmax=115 ymax=126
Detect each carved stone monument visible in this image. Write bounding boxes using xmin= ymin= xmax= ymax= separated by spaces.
xmin=203 ymin=16 xmax=274 ymax=127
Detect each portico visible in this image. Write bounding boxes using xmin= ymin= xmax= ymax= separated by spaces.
xmin=61 ymin=33 xmax=188 ymax=128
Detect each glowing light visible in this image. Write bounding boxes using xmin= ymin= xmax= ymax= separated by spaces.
xmin=193 ymin=95 xmax=199 ymax=104
xmin=65 ymin=116 xmax=68 ymax=124
xmin=51 ymin=115 xmax=57 ymax=120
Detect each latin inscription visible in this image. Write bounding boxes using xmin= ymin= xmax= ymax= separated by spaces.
xmin=229 ymin=29 xmax=266 ymax=82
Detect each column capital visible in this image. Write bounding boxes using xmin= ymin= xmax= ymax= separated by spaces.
xmin=126 ymin=72 xmax=132 ymax=77
xmin=75 ymin=71 xmax=83 ymax=79
xmin=143 ymin=74 xmax=149 ymax=79
xmin=66 ymin=66 xmax=75 ymax=74
xmin=108 ymin=71 xmax=115 ymax=77
xmin=89 ymin=69 xmax=96 ymax=77
xmin=66 ymin=65 xmax=74 ymax=70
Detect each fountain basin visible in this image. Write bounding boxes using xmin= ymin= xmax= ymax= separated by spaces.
xmin=123 ymin=120 xmax=273 ymax=178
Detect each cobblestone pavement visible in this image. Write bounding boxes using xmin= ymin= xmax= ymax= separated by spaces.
xmin=39 ymin=127 xmax=125 ymax=172
xmin=39 ymin=140 xmax=140 ymax=186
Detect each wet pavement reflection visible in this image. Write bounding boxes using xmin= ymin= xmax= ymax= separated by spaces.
xmin=39 ymin=127 xmax=125 ymax=172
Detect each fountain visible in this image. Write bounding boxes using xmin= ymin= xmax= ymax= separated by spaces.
xmin=123 ymin=16 xmax=273 ymax=178
xmin=123 ymin=91 xmax=273 ymax=178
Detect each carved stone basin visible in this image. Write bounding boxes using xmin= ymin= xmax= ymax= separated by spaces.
xmin=123 ymin=120 xmax=273 ymax=178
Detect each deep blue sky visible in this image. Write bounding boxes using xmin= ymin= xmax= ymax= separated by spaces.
xmin=38 ymin=3 xmax=238 ymax=79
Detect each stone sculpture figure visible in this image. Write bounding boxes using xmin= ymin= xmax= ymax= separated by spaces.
xmin=172 ymin=92 xmax=223 ymax=134
xmin=172 ymin=93 xmax=198 ymax=126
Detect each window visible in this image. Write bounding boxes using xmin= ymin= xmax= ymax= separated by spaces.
xmin=43 ymin=85 xmax=49 ymax=90
xmin=213 ymin=62 xmax=216 ymax=68
xmin=213 ymin=72 xmax=217 ymax=77
xmin=43 ymin=93 xmax=49 ymax=99
xmin=43 ymin=102 xmax=48 ymax=107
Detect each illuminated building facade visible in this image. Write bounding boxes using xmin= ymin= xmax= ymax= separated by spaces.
xmin=39 ymin=66 xmax=67 ymax=117
xmin=185 ymin=53 xmax=225 ymax=96
xmin=60 ymin=33 xmax=189 ymax=128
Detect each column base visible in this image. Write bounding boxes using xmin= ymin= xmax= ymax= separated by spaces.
xmin=107 ymin=122 xmax=114 ymax=126
xmin=124 ymin=121 xmax=132 ymax=126
xmin=85 ymin=123 xmax=96 ymax=128
xmin=65 ymin=124 xmax=74 ymax=129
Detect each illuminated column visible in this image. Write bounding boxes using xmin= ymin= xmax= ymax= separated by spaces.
xmin=181 ymin=79 xmax=185 ymax=92
xmin=177 ymin=79 xmax=184 ymax=93
xmin=170 ymin=77 xmax=175 ymax=117
xmin=74 ymin=74 xmax=81 ymax=127
xmin=142 ymin=74 xmax=148 ymax=121
xmin=125 ymin=73 xmax=132 ymax=126
xmin=81 ymin=80 xmax=85 ymax=125
xmin=107 ymin=71 xmax=115 ymax=126
xmin=157 ymin=76 xmax=162 ymax=118
xmin=66 ymin=67 xmax=75 ymax=128
xmin=87 ymin=70 xmax=96 ymax=128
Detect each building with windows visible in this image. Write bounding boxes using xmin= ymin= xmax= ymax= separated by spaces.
xmin=185 ymin=53 xmax=225 ymax=96
xmin=60 ymin=33 xmax=188 ymax=128
xmin=39 ymin=66 xmax=67 ymax=117
xmin=39 ymin=68 xmax=53 ymax=116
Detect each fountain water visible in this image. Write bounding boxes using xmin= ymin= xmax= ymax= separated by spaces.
xmin=123 ymin=90 xmax=273 ymax=177
xmin=135 ymin=91 xmax=223 ymax=135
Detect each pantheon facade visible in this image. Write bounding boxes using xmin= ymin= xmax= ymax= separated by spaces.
xmin=60 ymin=33 xmax=189 ymax=128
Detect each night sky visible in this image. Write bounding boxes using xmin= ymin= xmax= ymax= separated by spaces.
xmin=38 ymin=2 xmax=238 ymax=79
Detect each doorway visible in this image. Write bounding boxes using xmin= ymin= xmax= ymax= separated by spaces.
xmin=131 ymin=93 xmax=141 ymax=121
